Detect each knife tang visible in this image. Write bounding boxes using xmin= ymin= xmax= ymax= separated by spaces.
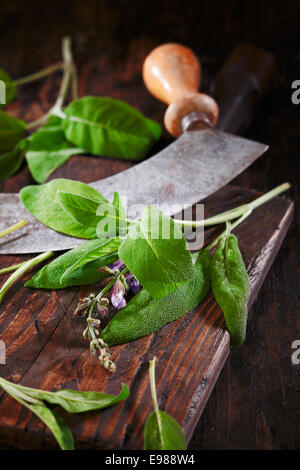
xmin=212 ymin=43 xmax=277 ymax=134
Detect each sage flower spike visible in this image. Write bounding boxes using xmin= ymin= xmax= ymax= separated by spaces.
xmin=126 ymin=273 xmax=141 ymax=295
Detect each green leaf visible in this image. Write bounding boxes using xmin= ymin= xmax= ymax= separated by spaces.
xmin=143 ymin=358 xmax=186 ymax=450
xmin=101 ymin=249 xmax=210 ymax=345
xmin=118 ymin=206 xmax=195 ymax=299
xmin=0 ymin=378 xmax=74 ymax=450
xmin=25 ymin=238 xmax=119 ymax=289
xmin=210 ymin=233 xmax=249 ymax=348
xmin=0 ymin=139 xmax=28 ymax=180
xmin=60 ymin=237 xmax=122 ymax=283
xmin=63 ymin=96 xmax=162 ymax=161
xmin=20 ymin=178 xmax=107 ymax=239
xmin=0 ymin=68 xmax=17 ymax=105
xmin=0 ymin=110 xmax=25 ymax=153
xmin=57 ymin=191 xmax=101 ymax=227
xmin=25 ymin=116 xmax=85 ymax=183
xmin=144 ymin=411 xmax=187 ymax=450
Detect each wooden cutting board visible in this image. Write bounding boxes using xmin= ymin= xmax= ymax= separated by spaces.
xmin=0 ymin=182 xmax=293 ymax=450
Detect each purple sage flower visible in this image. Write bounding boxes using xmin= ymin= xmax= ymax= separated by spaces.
xmin=109 ymin=258 xmax=125 ymax=272
xmin=111 ymin=279 xmax=127 ymax=310
xmin=126 ymin=273 xmax=141 ymax=295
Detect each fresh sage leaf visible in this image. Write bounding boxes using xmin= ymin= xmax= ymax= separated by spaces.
xmin=26 ymin=116 xmax=85 ymax=183
xmin=102 ymin=248 xmax=210 ymax=345
xmin=59 ymin=237 xmax=122 ymax=284
xmin=0 ymin=68 xmax=17 ymax=105
xmin=0 ymin=377 xmax=74 ymax=450
xmin=20 ymin=178 xmax=107 ymax=239
xmin=63 ymin=96 xmax=162 ymax=161
xmin=0 ymin=110 xmax=25 ymax=153
xmin=0 ymin=139 xmax=28 ymax=180
xmin=210 ymin=233 xmax=249 ymax=348
xmin=25 ymin=238 xmax=119 ymax=289
xmin=143 ymin=358 xmax=187 ymax=450
xmin=118 ymin=206 xmax=195 ymax=299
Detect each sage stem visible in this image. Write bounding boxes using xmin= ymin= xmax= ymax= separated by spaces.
xmin=174 ymin=182 xmax=291 ymax=229
xmin=13 ymin=62 xmax=64 ymax=86
xmin=0 ymin=251 xmax=53 ymax=305
xmin=0 ymin=219 xmax=27 ymax=238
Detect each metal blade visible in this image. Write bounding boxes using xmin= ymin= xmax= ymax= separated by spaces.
xmin=0 ymin=129 xmax=267 ymax=254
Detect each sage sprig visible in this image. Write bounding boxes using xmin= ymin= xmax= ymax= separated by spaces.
xmin=0 ymin=377 xmax=129 ymax=450
xmin=144 ymin=357 xmax=187 ymax=450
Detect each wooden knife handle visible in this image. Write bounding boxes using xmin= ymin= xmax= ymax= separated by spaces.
xmin=143 ymin=43 xmax=219 ymax=137
xmin=212 ymin=43 xmax=277 ymax=134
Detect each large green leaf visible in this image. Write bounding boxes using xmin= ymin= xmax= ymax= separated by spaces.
xmin=118 ymin=206 xmax=195 ymax=298
xmin=0 ymin=110 xmax=25 ymax=153
xmin=63 ymin=96 xmax=162 ymax=161
xmin=20 ymin=178 xmax=108 ymax=239
xmin=26 ymin=116 xmax=85 ymax=183
xmin=26 ymin=238 xmax=119 ymax=289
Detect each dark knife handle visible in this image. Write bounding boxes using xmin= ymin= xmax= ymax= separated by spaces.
xmin=212 ymin=43 xmax=277 ymax=134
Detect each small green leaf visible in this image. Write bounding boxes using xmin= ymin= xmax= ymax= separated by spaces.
xmin=60 ymin=237 xmax=122 ymax=283
xmin=20 ymin=178 xmax=107 ymax=239
xmin=0 ymin=378 xmax=74 ymax=450
xmin=210 ymin=233 xmax=249 ymax=348
xmin=63 ymin=96 xmax=162 ymax=161
xmin=118 ymin=206 xmax=195 ymax=298
xmin=0 ymin=110 xmax=25 ymax=153
xmin=25 ymin=238 xmax=119 ymax=289
xmin=26 ymin=116 xmax=85 ymax=183
xmin=0 ymin=68 xmax=17 ymax=105
xmin=143 ymin=358 xmax=187 ymax=450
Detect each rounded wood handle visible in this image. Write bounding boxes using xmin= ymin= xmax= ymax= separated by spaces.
xmin=143 ymin=43 xmax=219 ymax=137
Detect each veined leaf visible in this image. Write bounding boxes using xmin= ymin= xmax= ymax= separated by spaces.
xmin=63 ymin=96 xmax=162 ymax=161
xmin=118 ymin=206 xmax=195 ymax=298
xmin=0 ymin=110 xmax=25 ymax=153
xmin=26 ymin=238 xmax=119 ymax=289
xmin=143 ymin=358 xmax=186 ymax=450
xmin=26 ymin=116 xmax=85 ymax=183
xmin=20 ymin=178 xmax=107 ymax=239
xmin=210 ymin=233 xmax=249 ymax=348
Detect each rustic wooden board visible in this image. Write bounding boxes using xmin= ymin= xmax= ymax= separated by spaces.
xmin=0 ymin=182 xmax=293 ymax=450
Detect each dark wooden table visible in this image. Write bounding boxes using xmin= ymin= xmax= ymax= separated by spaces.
xmin=0 ymin=0 xmax=299 ymax=450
